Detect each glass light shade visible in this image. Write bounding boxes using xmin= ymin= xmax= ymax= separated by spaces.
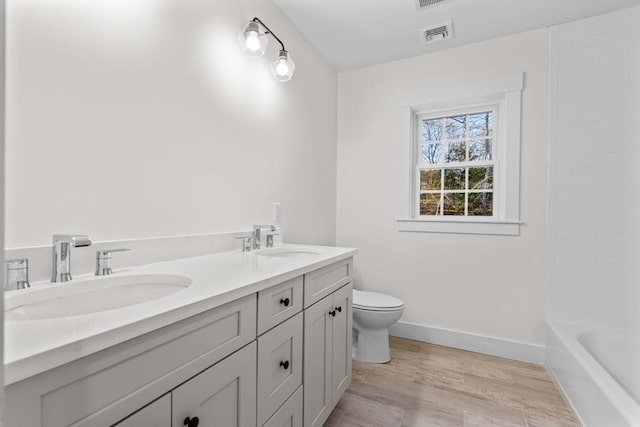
xmin=270 ymin=50 xmax=295 ymax=82
xmin=239 ymin=21 xmax=268 ymax=58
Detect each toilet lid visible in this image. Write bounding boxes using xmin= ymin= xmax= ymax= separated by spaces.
xmin=353 ymin=290 xmax=404 ymax=310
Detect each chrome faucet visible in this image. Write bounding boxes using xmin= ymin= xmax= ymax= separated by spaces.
xmin=51 ymin=234 xmax=92 ymax=282
xmin=252 ymin=224 xmax=277 ymax=250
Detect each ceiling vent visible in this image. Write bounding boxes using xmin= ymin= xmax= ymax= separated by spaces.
xmin=417 ymin=0 xmax=446 ymax=8
xmin=420 ymin=21 xmax=453 ymax=45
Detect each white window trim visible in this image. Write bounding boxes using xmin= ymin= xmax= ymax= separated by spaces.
xmin=396 ymin=72 xmax=524 ymax=236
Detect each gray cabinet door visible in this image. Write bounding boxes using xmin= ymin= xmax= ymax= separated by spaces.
xmin=257 ymin=312 xmax=303 ymax=425
xmin=172 ymin=343 xmax=257 ymax=427
xmin=331 ymin=283 xmax=352 ymax=406
xmin=303 ymin=294 xmax=334 ymax=427
xmin=113 ymin=394 xmax=171 ymax=427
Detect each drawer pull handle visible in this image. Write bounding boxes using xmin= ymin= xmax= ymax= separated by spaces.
xmin=280 ymin=297 xmax=290 ymax=307
xmin=329 ymin=310 xmax=336 ymax=317
xmin=280 ymin=360 xmax=290 ymax=370
xmin=335 ymin=306 xmax=342 ymax=313
xmin=184 ymin=416 xmax=200 ymax=427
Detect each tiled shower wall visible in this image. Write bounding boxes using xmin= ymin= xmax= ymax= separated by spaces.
xmin=547 ymin=6 xmax=640 ymax=332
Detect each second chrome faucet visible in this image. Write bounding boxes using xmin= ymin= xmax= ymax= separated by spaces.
xmin=252 ymin=224 xmax=277 ymax=250
xmin=51 ymin=234 xmax=92 ymax=283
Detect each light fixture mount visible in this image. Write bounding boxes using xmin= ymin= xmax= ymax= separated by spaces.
xmin=250 ymin=17 xmax=286 ymax=52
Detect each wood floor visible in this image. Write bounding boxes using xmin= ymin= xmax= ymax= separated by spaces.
xmin=325 ymin=337 xmax=579 ymax=427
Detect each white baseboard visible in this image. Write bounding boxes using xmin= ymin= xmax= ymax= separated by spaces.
xmin=389 ymin=321 xmax=545 ymax=365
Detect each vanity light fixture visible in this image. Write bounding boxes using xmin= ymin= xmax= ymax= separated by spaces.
xmin=239 ymin=17 xmax=295 ymax=82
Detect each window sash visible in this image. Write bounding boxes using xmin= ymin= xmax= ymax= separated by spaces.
xmin=415 ymin=167 xmax=495 ymax=216
xmin=417 ymin=160 xmax=494 ymax=169
xmin=419 ymin=190 xmax=493 ymax=194
xmin=421 ymin=136 xmax=493 ymax=145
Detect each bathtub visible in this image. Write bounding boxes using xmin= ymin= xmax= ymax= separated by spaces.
xmin=547 ymin=322 xmax=640 ymax=426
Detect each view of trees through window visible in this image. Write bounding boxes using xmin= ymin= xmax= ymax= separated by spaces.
xmin=417 ymin=110 xmax=494 ymax=216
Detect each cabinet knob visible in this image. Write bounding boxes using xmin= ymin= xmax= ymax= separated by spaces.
xmin=184 ymin=417 xmax=199 ymax=427
xmin=280 ymin=360 xmax=290 ymax=370
xmin=280 ymin=297 xmax=290 ymax=307
xmin=329 ymin=310 xmax=336 ymax=317
xmin=335 ymin=306 xmax=342 ymax=313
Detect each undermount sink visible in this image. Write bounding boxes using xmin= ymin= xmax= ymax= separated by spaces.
xmin=5 ymin=274 xmax=192 ymax=321
xmin=257 ymin=247 xmax=323 ymax=258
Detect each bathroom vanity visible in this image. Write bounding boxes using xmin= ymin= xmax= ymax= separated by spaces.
xmin=4 ymin=245 xmax=355 ymax=427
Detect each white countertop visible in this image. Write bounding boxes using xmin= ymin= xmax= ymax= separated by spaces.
xmin=4 ymin=244 xmax=357 ymax=385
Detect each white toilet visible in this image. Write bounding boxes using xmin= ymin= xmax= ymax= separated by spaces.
xmin=352 ymin=289 xmax=404 ymax=363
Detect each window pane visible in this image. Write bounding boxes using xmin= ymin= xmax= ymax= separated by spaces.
xmin=420 ymin=170 xmax=441 ymax=191
xmin=469 ymin=139 xmax=492 ymax=161
xmin=468 ymin=112 xmax=493 ymax=137
xmin=443 ymin=193 xmax=465 ymax=216
xmin=468 ymin=192 xmax=493 ymax=216
xmin=422 ymin=143 xmax=443 ymax=163
xmin=444 ymin=168 xmax=465 ymax=190
xmin=421 ymin=119 xmax=442 ymax=141
xmin=469 ymin=166 xmax=493 ymax=190
xmin=445 ymin=141 xmax=466 ymax=162
xmin=420 ymin=193 xmax=441 ymax=215
xmin=445 ymin=115 xmax=466 ymax=139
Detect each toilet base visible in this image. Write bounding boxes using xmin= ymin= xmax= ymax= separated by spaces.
xmin=353 ymin=327 xmax=391 ymax=363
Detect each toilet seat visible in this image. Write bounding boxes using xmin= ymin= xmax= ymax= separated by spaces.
xmin=353 ymin=290 xmax=404 ymax=312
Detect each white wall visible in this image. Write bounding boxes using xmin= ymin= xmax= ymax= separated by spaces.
xmin=336 ymin=29 xmax=549 ymax=349
xmin=5 ymin=0 xmax=337 ymax=249
xmin=547 ymin=7 xmax=640 ymax=334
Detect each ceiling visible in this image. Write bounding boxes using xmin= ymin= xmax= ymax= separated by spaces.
xmin=273 ymin=0 xmax=640 ymax=71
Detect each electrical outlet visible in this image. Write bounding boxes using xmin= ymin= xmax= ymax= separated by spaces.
xmin=273 ymin=202 xmax=281 ymax=227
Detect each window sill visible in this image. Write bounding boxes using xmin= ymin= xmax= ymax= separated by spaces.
xmin=396 ymin=218 xmax=521 ymax=236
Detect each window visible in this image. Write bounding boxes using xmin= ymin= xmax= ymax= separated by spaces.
xmin=395 ymin=73 xmax=523 ymax=235
xmin=417 ymin=108 xmax=496 ymax=217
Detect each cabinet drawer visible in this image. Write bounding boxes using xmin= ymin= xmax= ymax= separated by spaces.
xmin=304 ymin=259 xmax=351 ymax=308
xmin=113 ymin=394 xmax=170 ymax=427
xmin=258 ymin=276 xmax=303 ymax=335
xmin=257 ymin=312 xmax=303 ymax=426
xmin=11 ymin=294 xmax=257 ymax=427
xmin=262 ymin=386 xmax=302 ymax=427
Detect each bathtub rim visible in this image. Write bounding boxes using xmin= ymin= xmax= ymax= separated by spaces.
xmin=546 ymin=321 xmax=640 ymax=426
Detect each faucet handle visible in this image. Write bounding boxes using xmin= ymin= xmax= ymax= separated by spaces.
xmin=96 ymin=248 xmax=130 ymax=258
xmin=265 ymin=233 xmax=280 ymax=248
xmin=6 ymin=258 xmax=31 ymax=290
xmin=95 ymin=248 xmax=130 ymax=276
xmin=235 ymin=236 xmax=252 ymax=252
xmin=6 ymin=258 xmax=28 ymax=269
